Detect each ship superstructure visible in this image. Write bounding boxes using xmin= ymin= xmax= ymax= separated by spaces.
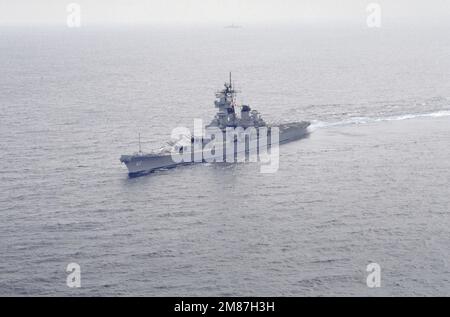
xmin=207 ymin=73 xmax=266 ymax=130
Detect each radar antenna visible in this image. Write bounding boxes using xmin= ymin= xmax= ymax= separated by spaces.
xmin=138 ymin=133 xmax=142 ymax=153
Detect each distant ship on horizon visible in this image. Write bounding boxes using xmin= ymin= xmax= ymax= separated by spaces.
xmin=225 ymin=23 xmax=243 ymax=29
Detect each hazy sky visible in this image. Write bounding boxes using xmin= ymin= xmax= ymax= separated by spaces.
xmin=0 ymin=0 xmax=449 ymax=25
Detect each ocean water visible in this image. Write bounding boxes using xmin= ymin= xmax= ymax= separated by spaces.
xmin=0 ymin=25 xmax=449 ymax=296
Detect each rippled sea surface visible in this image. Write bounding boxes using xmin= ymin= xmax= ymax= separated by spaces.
xmin=0 ymin=25 xmax=449 ymax=296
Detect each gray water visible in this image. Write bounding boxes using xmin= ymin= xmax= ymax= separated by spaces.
xmin=0 ymin=25 xmax=449 ymax=296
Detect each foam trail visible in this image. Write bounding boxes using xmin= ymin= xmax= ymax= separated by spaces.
xmin=309 ymin=110 xmax=450 ymax=132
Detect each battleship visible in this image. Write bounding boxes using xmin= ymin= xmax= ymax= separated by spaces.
xmin=120 ymin=74 xmax=310 ymax=176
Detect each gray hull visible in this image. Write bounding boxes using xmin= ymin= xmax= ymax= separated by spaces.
xmin=120 ymin=153 xmax=185 ymax=176
xmin=278 ymin=121 xmax=311 ymax=144
xmin=120 ymin=122 xmax=310 ymax=176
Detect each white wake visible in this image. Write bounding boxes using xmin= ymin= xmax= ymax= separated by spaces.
xmin=309 ymin=110 xmax=450 ymax=131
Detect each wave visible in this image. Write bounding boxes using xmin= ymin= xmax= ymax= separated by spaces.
xmin=309 ymin=110 xmax=450 ymax=131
